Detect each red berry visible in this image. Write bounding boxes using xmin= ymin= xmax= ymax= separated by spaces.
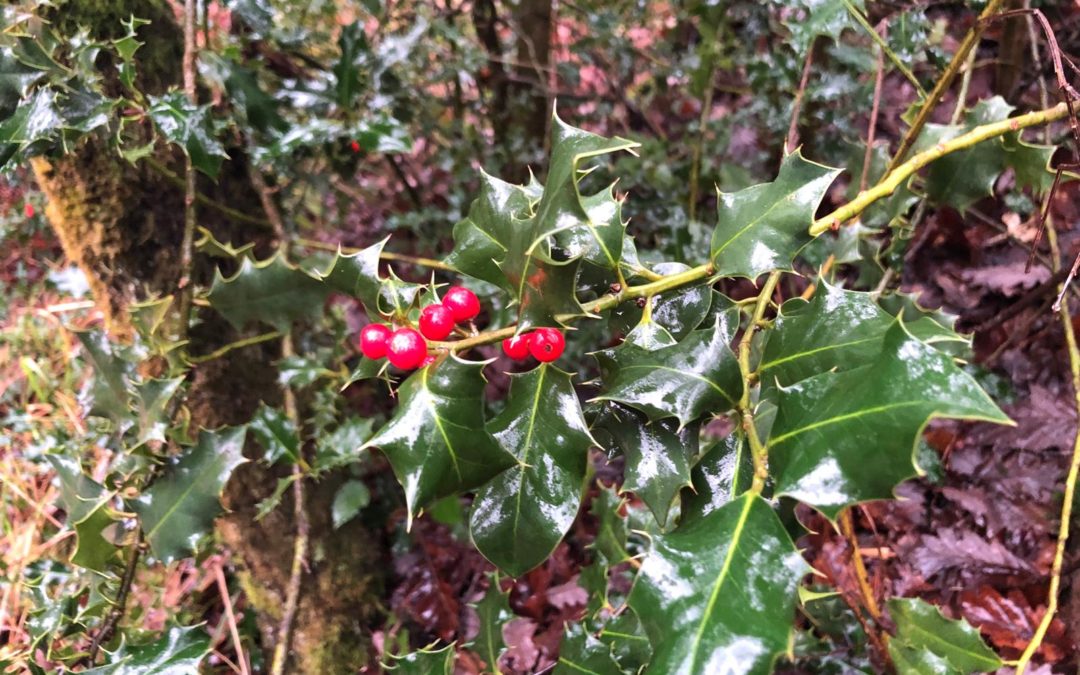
xmin=386 ymin=328 xmax=428 ymax=370
xmin=349 ymin=140 xmax=361 ymax=153
xmin=24 ymin=203 xmax=34 ymax=218
xmin=443 ymin=286 xmax=481 ymax=322
xmin=419 ymin=304 xmax=455 ymax=340
xmin=528 ymin=328 xmax=565 ymax=363
xmin=502 ymin=335 xmax=530 ymax=361
xmin=358 ymin=323 xmax=392 ymax=359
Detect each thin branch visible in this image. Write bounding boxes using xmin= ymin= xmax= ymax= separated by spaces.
xmin=843 ymin=0 xmax=926 ymax=97
xmin=741 ymin=271 xmax=781 ymax=494
xmin=176 ymin=0 xmax=199 ymax=343
xmin=88 ymin=532 xmax=143 ymax=662
xmin=859 ymin=33 xmax=887 ymax=193
xmin=214 ymin=561 xmax=250 ymax=675
xmin=1015 ymin=219 xmax=1080 ymax=675
xmin=187 ymin=331 xmax=284 ymax=364
xmin=145 ymin=157 xmax=273 ymax=229
xmin=811 ymin=102 xmax=1072 ymax=236
xmin=785 ymin=42 xmax=816 ymax=154
xmin=883 ymin=0 xmax=1006 ymax=177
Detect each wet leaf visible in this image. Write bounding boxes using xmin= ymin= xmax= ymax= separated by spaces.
xmin=471 ymin=576 xmax=512 ymax=674
xmin=768 ymin=322 xmax=1011 ymax=519
xmin=85 ymin=625 xmax=211 ymax=674
xmin=249 ymin=403 xmax=299 ymax=465
xmin=593 ymin=315 xmax=742 ymax=428
xmin=628 ymin=494 xmax=807 ymax=674
xmin=711 ymin=151 xmax=840 ymax=279
xmin=147 ymin=92 xmax=229 ymax=178
xmin=596 ymin=404 xmax=695 ymax=528
xmin=132 ymin=426 xmax=248 ymax=562
xmin=315 ymin=237 xmax=388 ymax=316
xmin=385 ymin=643 xmax=454 ymax=674
xmin=887 ymin=598 xmax=1001 ymax=674
xmin=364 ymin=358 xmax=515 ymax=525
xmin=47 ymin=456 xmax=119 ymax=573
xmin=471 ymin=364 xmax=594 ymax=576
xmin=681 ymin=433 xmax=754 ymax=525
xmin=331 ymin=480 xmax=371 ymax=529
xmin=555 ymin=623 xmax=622 ymax=675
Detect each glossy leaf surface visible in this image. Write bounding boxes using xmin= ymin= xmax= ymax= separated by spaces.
xmin=85 ymin=625 xmax=211 ymax=674
xmin=316 ymin=236 xmax=388 ymax=315
xmin=555 ymin=623 xmax=622 ymax=675
xmin=887 ymin=598 xmax=1001 ymax=674
xmin=711 ymin=151 xmax=840 ymax=279
xmin=681 ymin=434 xmax=754 ymax=525
xmin=628 ymin=494 xmax=807 ymax=675
xmin=768 ymin=322 xmax=1011 ymax=518
xmin=593 ymin=315 xmax=742 ymax=427
xmin=364 ymin=358 xmax=515 ymax=524
xmin=759 ymin=282 xmax=893 ymax=387
xmin=596 ymin=404 xmax=695 ymax=528
xmin=132 ymin=426 xmax=248 ymax=562
xmin=471 ymin=577 xmax=512 ymax=674
xmin=471 ymin=364 xmax=594 ymax=576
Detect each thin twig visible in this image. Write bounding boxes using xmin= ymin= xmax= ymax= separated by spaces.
xmin=145 ymin=157 xmax=272 ymax=229
xmin=187 ymin=331 xmax=284 ymax=364
xmin=88 ymin=532 xmax=143 ymax=662
xmin=741 ymin=271 xmax=781 ymax=494
xmin=785 ymin=41 xmax=816 ymax=154
xmin=1015 ymin=220 xmax=1080 ymax=674
xmin=843 ymin=0 xmax=926 ymax=97
xmin=214 ymin=561 xmax=250 ymax=675
xmin=293 ymin=237 xmax=455 ymax=271
xmin=883 ymin=0 xmax=1006 ymax=177
xmin=859 ymin=33 xmax=887 ymax=193
xmin=176 ymin=0 xmax=199 ymax=343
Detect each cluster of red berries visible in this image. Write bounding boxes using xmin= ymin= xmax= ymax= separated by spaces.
xmin=357 ymin=286 xmax=481 ymax=370
xmin=502 ymin=327 xmax=565 ymax=363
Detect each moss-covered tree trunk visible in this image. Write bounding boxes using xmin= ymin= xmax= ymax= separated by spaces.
xmin=32 ymin=2 xmax=384 ymax=671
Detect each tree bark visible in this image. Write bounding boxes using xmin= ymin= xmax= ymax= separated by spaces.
xmin=31 ymin=2 xmax=386 ymax=671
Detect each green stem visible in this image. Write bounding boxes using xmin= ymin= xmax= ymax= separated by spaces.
xmin=1015 ymin=220 xmax=1080 ymax=674
xmin=186 ymin=330 xmax=284 ymax=364
xmin=740 ymin=272 xmax=781 ymax=494
xmin=810 ymin=102 xmax=1070 ymax=236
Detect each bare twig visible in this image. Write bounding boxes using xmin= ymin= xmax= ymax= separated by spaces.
xmin=1015 ymin=219 xmax=1080 ymax=675
xmin=88 ymin=532 xmax=143 ymax=662
xmin=785 ymin=41 xmax=816 ymax=154
xmin=214 ymin=561 xmax=250 ymax=675
xmin=176 ymin=0 xmax=199 ymax=343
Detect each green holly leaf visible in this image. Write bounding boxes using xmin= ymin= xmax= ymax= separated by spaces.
xmin=554 ymin=183 xmax=626 ymax=273
xmin=385 ymin=643 xmax=454 ymax=674
xmin=364 ymin=357 xmax=515 ymax=525
xmin=84 ymin=625 xmax=211 ymax=674
xmin=918 ymin=97 xmax=1057 ymax=212
xmin=315 ymin=237 xmax=388 ymax=315
xmin=555 ymin=623 xmax=622 ymax=675
xmin=887 ymin=598 xmax=1001 ymax=674
xmin=681 ymin=433 xmax=754 ymax=526
xmin=783 ymin=0 xmax=867 ymax=53
xmin=593 ymin=315 xmax=742 ymax=428
xmin=132 ymin=426 xmax=248 ymax=562
xmin=133 ymin=377 xmax=183 ymax=445
xmin=378 ymin=267 xmax=424 ymax=319
xmin=768 ymin=322 xmax=1011 ymax=519
xmin=207 ymin=253 xmax=330 ymax=332
xmin=449 ymin=113 xmax=637 ymax=328
xmin=249 ymin=403 xmax=299 ymax=464
xmin=712 ymin=150 xmax=841 ymax=279
xmin=628 ymin=494 xmax=807 ymax=674
xmin=75 ymin=330 xmax=136 ymax=425
xmin=331 ymin=480 xmax=371 ymax=529
xmin=147 ymin=92 xmax=229 ymax=179
xmin=46 ymin=456 xmax=119 ymax=573
xmin=596 ymin=404 xmax=695 ymax=529
xmin=315 ymin=416 xmax=375 ymax=472
xmin=759 ymin=282 xmax=894 ymax=388
xmin=471 ymin=364 xmax=594 ymax=576
xmin=471 ymin=576 xmax=512 ymax=674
